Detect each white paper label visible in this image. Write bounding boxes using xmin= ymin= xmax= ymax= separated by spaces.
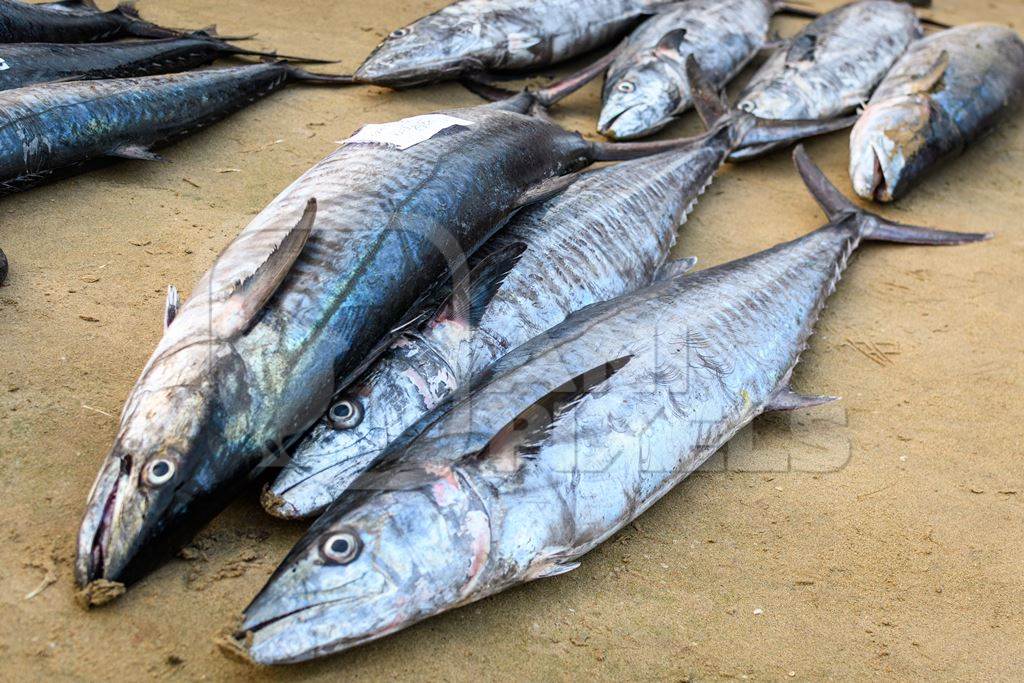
xmin=343 ymin=114 xmax=474 ymax=150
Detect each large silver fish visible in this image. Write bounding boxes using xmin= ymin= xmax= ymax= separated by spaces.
xmin=231 ymin=148 xmax=988 ymax=664
xmin=598 ymin=0 xmax=774 ymax=140
xmin=354 ymin=0 xmax=676 ymax=88
xmin=734 ymin=0 xmax=923 ymax=158
xmin=73 ymin=89 xmax=713 ymax=601
xmin=849 ymin=23 xmax=1024 ymax=202
xmin=262 ymin=60 xmax=858 ymax=520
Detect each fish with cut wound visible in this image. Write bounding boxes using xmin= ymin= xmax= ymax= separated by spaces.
xmin=850 ymin=23 xmax=1024 ymax=202
xmin=0 ymin=62 xmax=350 ymax=194
xmin=0 ymin=0 xmax=185 ymax=42
xmin=233 ymin=147 xmax=988 ymax=664
xmin=0 ymin=35 xmax=330 ymax=91
xmin=264 ymin=58 xmax=858 ymax=520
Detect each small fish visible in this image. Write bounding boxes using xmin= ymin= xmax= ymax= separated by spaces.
xmin=263 ymin=59 xmax=857 ymax=520
xmin=598 ymin=0 xmax=774 ymax=140
xmin=734 ymin=0 xmax=923 ymax=158
xmin=0 ymin=35 xmax=329 ymax=91
xmin=73 ymin=84 xmax=721 ymax=599
xmin=0 ymin=0 xmax=184 ymax=43
xmin=0 ymin=62 xmax=349 ymax=193
xmin=233 ymin=147 xmax=987 ymax=664
xmin=354 ymin=0 xmax=677 ymax=88
xmin=850 ymin=23 xmax=1024 ymax=202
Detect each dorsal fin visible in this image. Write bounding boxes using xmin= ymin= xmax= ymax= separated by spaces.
xmin=164 ymin=285 xmax=180 ymax=330
xmin=654 ymin=28 xmax=689 ymax=62
xmin=438 ymin=242 xmax=528 ymax=327
xmin=473 ymin=356 xmax=633 ymax=473
xmin=219 ymin=198 xmax=316 ymax=337
xmin=907 ymin=50 xmax=949 ymax=95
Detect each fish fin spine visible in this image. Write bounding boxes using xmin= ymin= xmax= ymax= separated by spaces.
xmin=764 ymin=386 xmax=839 ymax=412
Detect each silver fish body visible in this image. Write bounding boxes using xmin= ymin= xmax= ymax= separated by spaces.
xmin=599 ymin=0 xmax=772 ymax=140
xmin=264 ymin=128 xmax=734 ymax=519
xmin=235 ymin=150 xmax=987 ymax=664
xmin=735 ymin=0 xmax=921 ymax=157
xmin=74 ymin=97 xmax=603 ymax=593
xmin=355 ymin=0 xmax=673 ymax=88
xmin=850 ymin=23 xmax=1024 ymax=201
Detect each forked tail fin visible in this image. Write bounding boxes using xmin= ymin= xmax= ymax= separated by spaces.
xmin=793 ymin=145 xmax=992 ymax=245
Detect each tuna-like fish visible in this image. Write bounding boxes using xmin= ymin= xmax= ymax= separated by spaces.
xmin=354 ymin=0 xmax=678 ymax=88
xmin=0 ymin=62 xmax=350 ymax=194
xmin=597 ymin=0 xmax=775 ymax=140
xmin=734 ymin=0 xmax=923 ymax=158
xmin=262 ymin=59 xmax=858 ymax=520
xmin=0 ymin=0 xmax=183 ymax=42
xmin=0 ymin=36 xmax=329 ymax=91
xmin=849 ymin=23 xmax=1024 ymax=202
xmin=233 ymin=148 xmax=987 ymax=664
xmin=73 ymin=86 xmax=728 ymax=601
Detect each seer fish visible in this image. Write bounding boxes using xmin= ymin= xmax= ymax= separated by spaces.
xmin=850 ymin=23 xmax=1024 ymax=202
xmin=0 ymin=35 xmax=330 ymax=91
xmin=264 ymin=59 xmax=858 ymax=519
xmin=734 ymin=0 xmax=923 ymax=158
xmin=0 ymin=0 xmax=184 ymax=42
xmin=354 ymin=0 xmax=680 ymax=88
xmin=0 ymin=62 xmax=351 ymax=193
xmin=73 ymin=83 xmax=737 ymax=601
xmin=233 ymin=148 xmax=988 ymax=664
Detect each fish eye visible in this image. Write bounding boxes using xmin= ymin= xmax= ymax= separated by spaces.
xmin=320 ymin=531 xmax=361 ymax=565
xmin=328 ymin=397 xmax=364 ymax=430
xmin=390 ymin=27 xmax=410 ymax=39
xmin=144 ymin=458 xmax=175 ymax=486
xmin=616 ymin=81 xmax=636 ymax=94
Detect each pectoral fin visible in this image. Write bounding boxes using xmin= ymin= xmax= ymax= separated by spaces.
xmin=764 ymin=386 xmax=839 ymax=412
xmin=438 ymin=241 xmax=528 ymax=328
xmin=654 ymin=256 xmax=698 ymax=281
xmin=907 ymin=50 xmax=949 ymax=95
xmin=108 ymin=145 xmax=166 ymax=162
xmin=164 ymin=285 xmax=179 ymax=330
xmin=514 ymin=172 xmax=583 ymax=210
xmin=532 ymin=561 xmax=580 ymax=579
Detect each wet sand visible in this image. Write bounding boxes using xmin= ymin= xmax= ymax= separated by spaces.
xmin=0 ymin=0 xmax=1022 ymax=679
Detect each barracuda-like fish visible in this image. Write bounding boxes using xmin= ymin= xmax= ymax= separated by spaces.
xmin=353 ymin=0 xmax=679 ymax=88
xmin=849 ymin=23 xmax=1024 ymax=202
xmin=733 ymin=0 xmax=923 ymax=158
xmin=0 ymin=62 xmax=351 ymax=193
xmin=0 ymin=36 xmax=328 ymax=91
xmin=0 ymin=0 xmax=182 ymax=42
xmin=232 ymin=148 xmax=988 ymax=664
xmin=597 ymin=0 xmax=775 ymax=140
xmin=73 ymin=84 xmax=736 ymax=601
xmin=262 ymin=59 xmax=857 ymax=520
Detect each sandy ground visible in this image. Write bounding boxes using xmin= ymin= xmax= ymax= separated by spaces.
xmin=0 ymin=0 xmax=1022 ymax=680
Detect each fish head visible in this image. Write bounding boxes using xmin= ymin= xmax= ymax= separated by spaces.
xmin=599 ymin=60 xmax=683 ymax=140
xmin=75 ymin=339 xmax=252 ymax=591
xmin=849 ymin=95 xmax=957 ymax=202
xmin=355 ymin=16 xmax=495 ymax=88
xmin=240 ymin=465 xmax=490 ymax=664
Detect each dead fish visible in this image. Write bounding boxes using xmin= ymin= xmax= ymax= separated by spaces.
xmin=0 ymin=247 xmax=7 ymax=285
xmin=73 ymin=84 xmax=722 ymax=597
xmin=850 ymin=23 xmax=1024 ymax=202
xmin=263 ymin=59 xmax=857 ymax=520
xmin=597 ymin=0 xmax=775 ymax=140
xmin=733 ymin=0 xmax=923 ymax=158
xmin=354 ymin=0 xmax=679 ymax=88
xmin=0 ymin=62 xmax=350 ymax=194
xmin=0 ymin=0 xmax=184 ymax=43
xmin=234 ymin=147 xmax=988 ymax=664
xmin=0 ymin=35 xmax=330 ymax=91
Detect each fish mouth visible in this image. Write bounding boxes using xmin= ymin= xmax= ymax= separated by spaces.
xmin=598 ymin=105 xmax=671 ymax=141
xmin=75 ymin=451 xmax=133 ymax=592
xmin=263 ymin=456 xmax=365 ymax=520
xmin=869 ymin=144 xmax=895 ymax=202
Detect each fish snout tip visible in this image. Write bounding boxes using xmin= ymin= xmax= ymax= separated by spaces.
xmin=215 ymin=623 xmax=261 ymax=666
xmin=74 ymin=579 xmax=127 ymax=609
xmin=259 ymin=483 xmax=303 ymax=520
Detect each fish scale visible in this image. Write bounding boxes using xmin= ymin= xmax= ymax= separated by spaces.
xmin=236 ymin=150 xmax=988 ymax=664
xmin=264 ymin=127 xmax=733 ymax=519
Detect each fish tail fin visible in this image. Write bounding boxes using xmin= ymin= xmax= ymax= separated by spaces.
xmin=793 ymin=146 xmax=992 ymax=245
xmin=281 ymin=62 xmax=356 ymax=85
xmin=683 ymin=55 xmax=730 ymax=131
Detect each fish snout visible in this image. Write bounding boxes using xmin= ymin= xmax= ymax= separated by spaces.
xmin=598 ymin=102 xmax=672 ymax=141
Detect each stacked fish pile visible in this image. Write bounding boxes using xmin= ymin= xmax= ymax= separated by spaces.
xmin=54 ymin=0 xmax=1019 ymax=667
